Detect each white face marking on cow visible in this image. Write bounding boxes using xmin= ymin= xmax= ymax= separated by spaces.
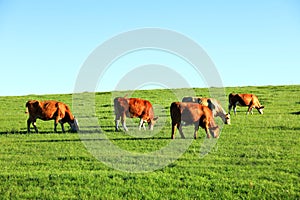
xmin=258 ymin=108 xmax=264 ymax=114
xmin=70 ymin=118 xmax=79 ymax=132
xmin=225 ymin=114 xmax=231 ymax=124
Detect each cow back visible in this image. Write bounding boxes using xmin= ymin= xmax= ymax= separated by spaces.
xmin=229 ymin=93 xmax=261 ymax=107
xmin=114 ymin=97 xmax=155 ymax=121
xmin=171 ymin=102 xmax=210 ymax=125
xmin=128 ymin=98 xmax=154 ymax=120
xmin=26 ymin=100 xmax=75 ymax=122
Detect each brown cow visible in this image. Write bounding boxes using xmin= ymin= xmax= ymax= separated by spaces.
xmin=170 ymin=102 xmax=219 ymax=139
xmin=228 ymin=93 xmax=264 ymax=115
xmin=114 ymin=97 xmax=158 ymax=131
xmin=25 ymin=100 xmax=79 ymax=133
xmin=182 ymin=97 xmax=230 ymax=124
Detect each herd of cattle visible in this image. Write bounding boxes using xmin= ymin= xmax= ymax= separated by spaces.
xmin=25 ymin=93 xmax=264 ymax=139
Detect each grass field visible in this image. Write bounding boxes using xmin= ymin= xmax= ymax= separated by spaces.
xmin=0 ymin=85 xmax=299 ymax=199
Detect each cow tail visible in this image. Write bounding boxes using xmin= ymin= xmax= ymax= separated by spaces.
xmin=113 ymin=97 xmax=119 ymax=115
xmin=170 ymin=102 xmax=180 ymax=122
xmin=25 ymin=101 xmax=29 ymax=114
xmin=228 ymin=93 xmax=233 ymax=103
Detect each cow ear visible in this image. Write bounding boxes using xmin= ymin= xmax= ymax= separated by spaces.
xmin=154 ymin=117 xmax=159 ymax=121
xmin=260 ymin=106 xmax=265 ymax=109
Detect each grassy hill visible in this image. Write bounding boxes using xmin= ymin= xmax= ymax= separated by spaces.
xmin=0 ymin=85 xmax=299 ymax=199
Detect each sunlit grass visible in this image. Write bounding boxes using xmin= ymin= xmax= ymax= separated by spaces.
xmin=0 ymin=85 xmax=299 ymax=199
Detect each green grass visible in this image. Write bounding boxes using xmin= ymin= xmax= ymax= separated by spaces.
xmin=0 ymin=85 xmax=299 ymax=199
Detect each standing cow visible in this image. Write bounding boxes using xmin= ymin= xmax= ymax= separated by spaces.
xmin=25 ymin=100 xmax=79 ymax=133
xmin=114 ymin=97 xmax=158 ymax=131
xmin=228 ymin=93 xmax=264 ymax=115
xmin=182 ymin=97 xmax=230 ymax=124
xmin=170 ymin=102 xmax=219 ymax=139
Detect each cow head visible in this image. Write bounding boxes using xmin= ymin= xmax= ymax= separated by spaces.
xmin=257 ymin=106 xmax=264 ymax=114
xmin=69 ymin=117 xmax=79 ymax=132
xmin=209 ymin=126 xmax=219 ymax=138
xmin=216 ymin=112 xmax=230 ymax=125
xmin=225 ymin=113 xmax=231 ymax=124
xmin=148 ymin=117 xmax=159 ymax=131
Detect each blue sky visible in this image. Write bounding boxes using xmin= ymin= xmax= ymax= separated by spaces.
xmin=0 ymin=1 xmax=299 ymax=96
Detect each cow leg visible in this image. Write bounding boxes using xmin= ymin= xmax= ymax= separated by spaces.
xmin=171 ymin=123 xmax=177 ymax=139
xmin=115 ymin=119 xmax=120 ymax=131
xmin=122 ymin=120 xmax=128 ymax=131
xmin=204 ymin=121 xmax=211 ymax=138
xmin=28 ymin=117 xmax=39 ymax=133
xmin=138 ymin=118 xmax=145 ymax=131
xmin=33 ymin=122 xmax=38 ymax=133
xmin=194 ymin=123 xmax=199 ymax=139
xmin=121 ymin=114 xmax=128 ymax=131
xmin=178 ymin=123 xmax=185 ymax=139
xmin=60 ymin=122 xmax=65 ymax=133
xmin=233 ymin=105 xmax=237 ymax=115
xmin=54 ymin=120 xmax=58 ymax=133
xmin=115 ymin=114 xmax=121 ymax=131
xmin=205 ymin=126 xmax=210 ymax=138
xmin=171 ymin=122 xmax=185 ymax=139
xmin=31 ymin=121 xmax=38 ymax=133
xmin=54 ymin=118 xmax=64 ymax=133
xmin=142 ymin=119 xmax=147 ymax=131
xmin=27 ymin=119 xmax=31 ymax=133
xmin=247 ymin=106 xmax=253 ymax=115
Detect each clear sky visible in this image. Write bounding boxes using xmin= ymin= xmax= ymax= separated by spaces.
xmin=1 ymin=1 xmax=299 ymax=96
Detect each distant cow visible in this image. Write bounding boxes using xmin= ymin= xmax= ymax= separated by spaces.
xmin=182 ymin=97 xmax=230 ymax=124
xmin=228 ymin=93 xmax=264 ymax=115
xmin=182 ymin=97 xmax=202 ymax=104
xmin=170 ymin=102 xmax=219 ymax=139
xmin=114 ymin=97 xmax=158 ymax=131
xmin=25 ymin=100 xmax=79 ymax=133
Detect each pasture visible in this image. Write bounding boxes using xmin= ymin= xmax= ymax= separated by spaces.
xmin=0 ymin=85 xmax=299 ymax=199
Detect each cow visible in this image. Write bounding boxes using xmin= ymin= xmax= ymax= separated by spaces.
xmin=182 ymin=96 xmax=202 ymax=104
xmin=182 ymin=97 xmax=230 ymax=124
xmin=25 ymin=100 xmax=79 ymax=133
xmin=114 ymin=97 xmax=158 ymax=131
xmin=228 ymin=93 xmax=264 ymax=115
xmin=170 ymin=102 xmax=219 ymax=139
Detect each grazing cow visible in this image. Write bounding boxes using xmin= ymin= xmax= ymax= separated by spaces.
xmin=228 ymin=93 xmax=264 ymax=115
xmin=114 ymin=97 xmax=158 ymax=131
xmin=182 ymin=97 xmax=230 ymax=124
xmin=170 ymin=102 xmax=219 ymax=139
xmin=25 ymin=100 xmax=79 ymax=133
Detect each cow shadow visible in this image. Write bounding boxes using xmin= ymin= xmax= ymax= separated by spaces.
xmin=273 ymin=125 xmax=300 ymax=131
xmin=291 ymin=111 xmax=300 ymax=115
xmin=26 ymin=135 xmax=170 ymax=143
xmin=0 ymin=129 xmax=82 ymax=135
xmin=0 ymin=131 xmax=27 ymax=135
